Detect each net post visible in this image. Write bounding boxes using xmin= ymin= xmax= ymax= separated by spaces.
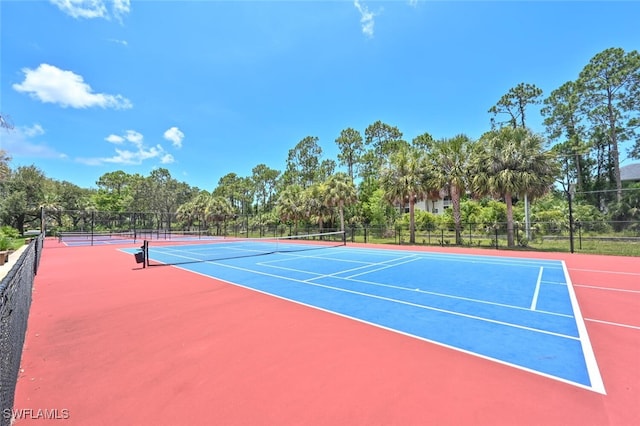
xmin=342 ymin=230 xmax=347 ymax=246
xmin=143 ymin=240 xmax=148 ymax=268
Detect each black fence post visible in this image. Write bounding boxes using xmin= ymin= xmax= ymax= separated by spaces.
xmin=577 ymin=221 xmax=582 ymax=250
xmin=91 ymin=211 xmax=95 ymax=246
xmin=568 ymin=190 xmax=575 ymax=254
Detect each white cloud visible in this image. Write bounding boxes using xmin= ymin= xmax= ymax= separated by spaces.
xmin=107 ymin=38 xmax=128 ymax=46
xmin=112 ymin=0 xmax=130 ymax=19
xmin=408 ymin=0 xmax=419 ymax=7
xmin=163 ymin=127 xmax=185 ymax=148
xmin=50 ymin=0 xmax=130 ymax=20
xmin=160 ymin=154 xmax=175 ymax=164
xmin=0 ymin=124 xmax=67 ymax=159
xmin=353 ymin=0 xmax=377 ymax=38
xmin=79 ymin=130 xmax=174 ymax=166
xmin=23 ymin=124 xmax=45 ymax=137
xmin=102 ymin=145 xmax=166 ymax=165
xmin=13 ymin=64 xmax=132 ymax=110
xmin=124 ymin=130 xmax=143 ymax=145
xmin=105 ymin=134 xmax=124 ymax=144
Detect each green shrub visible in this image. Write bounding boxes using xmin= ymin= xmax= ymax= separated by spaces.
xmin=0 ymin=226 xmax=20 ymax=239
xmin=0 ymin=235 xmax=11 ymax=251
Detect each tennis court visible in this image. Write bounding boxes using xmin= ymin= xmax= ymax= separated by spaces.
xmin=11 ymin=237 xmax=640 ymax=425
xmin=132 ymin=235 xmax=603 ymax=393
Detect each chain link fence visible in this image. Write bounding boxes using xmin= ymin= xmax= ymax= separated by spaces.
xmin=44 ymin=210 xmax=639 ymax=256
xmin=0 ymin=233 xmax=44 ymax=426
xmin=345 ymin=220 xmax=640 ymax=256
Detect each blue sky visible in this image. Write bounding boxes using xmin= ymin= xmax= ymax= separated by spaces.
xmin=1 ymin=0 xmax=639 ymax=191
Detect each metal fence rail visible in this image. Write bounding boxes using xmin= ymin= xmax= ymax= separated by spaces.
xmin=0 ymin=234 xmax=44 ymax=426
xmin=44 ymin=209 xmax=640 ymax=256
xmin=345 ymin=220 xmax=640 ymax=255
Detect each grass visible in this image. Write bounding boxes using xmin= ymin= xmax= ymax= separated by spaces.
xmin=529 ymin=237 xmax=640 ymax=256
xmin=348 ymin=229 xmax=640 ymax=257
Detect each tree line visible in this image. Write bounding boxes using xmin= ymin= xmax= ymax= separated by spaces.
xmin=1 ymin=47 xmax=639 ymax=248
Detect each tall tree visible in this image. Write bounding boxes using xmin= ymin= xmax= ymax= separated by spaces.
xmin=214 ymin=173 xmax=253 ymax=214
xmin=335 ymin=128 xmax=364 ymax=182
xmin=0 ymin=150 xmax=11 ymax=182
xmin=578 ymin=47 xmax=640 ymax=202
xmin=93 ymin=170 xmax=134 ymax=212
xmin=490 ymin=82 xmax=544 ymax=239
xmin=317 ymin=159 xmax=337 ymax=183
xmin=127 ymin=173 xmax=151 ymax=213
xmin=471 ymin=127 xmax=559 ymax=247
xmin=426 ymin=134 xmax=474 ymax=245
xmin=147 ymin=168 xmax=190 ymax=229
xmin=411 ymin=132 xmax=435 ymax=150
xmin=96 ymin=170 xmax=132 ymax=195
xmin=251 ymin=164 xmax=280 ymax=213
xmin=1 ymin=165 xmax=47 ymax=233
xmin=542 ymin=81 xmax=590 ymax=191
xmin=379 ymin=145 xmax=431 ymax=244
xmin=489 ymin=82 xmax=543 ymax=129
xmin=361 ymin=121 xmax=406 ymax=182
xmin=284 ymin=136 xmax=323 ymax=189
xmin=365 ymin=120 xmax=404 ymax=155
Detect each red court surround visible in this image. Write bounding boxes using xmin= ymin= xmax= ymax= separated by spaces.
xmin=12 ymin=239 xmax=640 ymax=425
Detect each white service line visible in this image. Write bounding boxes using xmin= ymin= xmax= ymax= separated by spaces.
xmin=530 ymin=267 xmax=544 ymax=310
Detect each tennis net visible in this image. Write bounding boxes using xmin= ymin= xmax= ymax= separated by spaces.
xmin=58 ymin=231 xmax=136 ymax=244
xmin=143 ymin=230 xmax=346 ymax=266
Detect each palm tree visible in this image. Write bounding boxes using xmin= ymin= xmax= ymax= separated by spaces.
xmin=39 ymin=189 xmax=63 ymax=231
xmin=176 ymin=201 xmax=197 ymax=230
xmin=304 ymin=182 xmax=331 ymax=232
xmin=380 ymin=145 xmax=431 ymax=244
xmin=276 ymin=184 xmax=305 ymax=235
xmin=426 ymin=134 xmax=474 ymax=245
xmin=326 ymin=172 xmax=357 ymax=233
xmin=470 ymin=127 xmax=560 ymax=247
xmin=205 ymin=196 xmax=232 ymax=236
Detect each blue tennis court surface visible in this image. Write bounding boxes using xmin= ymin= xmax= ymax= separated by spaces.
xmin=124 ymin=242 xmax=605 ymax=394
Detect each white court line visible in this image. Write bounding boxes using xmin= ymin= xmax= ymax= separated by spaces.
xmin=258 ymin=254 xmax=420 ymax=279
xmin=585 ymin=317 xmax=640 ymax=330
xmin=340 ymin=246 xmax=564 ymax=268
xmin=144 ymin=247 xmax=604 ymax=393
xmin=326 ymin=273 xmax=573 ymax=319
xmin=262 ymin=251 xmax=414 ymax=270
xmin=257 ymin=254 xmax=573 ymax=319
xmin=530 ymin=267 xmax=544 ymax=310
xmin=562 ymin=261 xmax=606 ymax=394
xmin=574 ymin=284 xmax=640 ymax=294
xmin=274 ymin=252 xmax=570 ymax=319
xmin=195 ymin=257 xmax=580 ymax=341
xmin=264 ymin=253 xmax=374 ymax=266
xmin=166 ymin=261 xmax=599 ymax=394
xmin=342 ymin=255 xmax=421 ymax=279
xmin=569 ymin=267 xmax=640 ymax=276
